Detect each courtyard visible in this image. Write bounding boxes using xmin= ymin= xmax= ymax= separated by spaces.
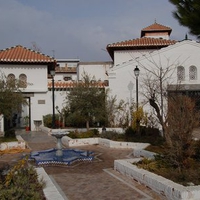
xmin=1 ymin=130 xmax=166 ymax=200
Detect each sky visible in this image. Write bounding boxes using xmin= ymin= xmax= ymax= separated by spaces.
xmin=0 ymin=0 xmax=197 ymax=61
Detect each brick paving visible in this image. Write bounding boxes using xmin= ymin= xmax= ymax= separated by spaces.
xmin=1 ymin=130 xmax=167 ymax=200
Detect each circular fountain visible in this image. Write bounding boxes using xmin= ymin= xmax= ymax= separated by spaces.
xmin=29 ymin=130 xmax=94 ymax=166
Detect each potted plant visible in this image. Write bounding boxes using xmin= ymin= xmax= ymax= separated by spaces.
xmin=24 ymin=116 xmax=30 ymax=131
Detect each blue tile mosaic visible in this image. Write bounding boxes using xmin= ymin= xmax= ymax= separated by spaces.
xmin=30 ymin=148 xmax=94 ymax=166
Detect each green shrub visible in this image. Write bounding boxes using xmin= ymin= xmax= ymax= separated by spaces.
xmin=140 ymin=126 xmax=160 ymax=136
xmin=67 ymin=131 xmax=78 ymax=139
xmin=125 ymin=127 xmax=136 ymax=141
xmin=43 ymin=114 xmax=52 ymax=128
xmin=192 ymin=140 xmax=200 ymax=161
xmin=43 ymin=114 xmax=62 ymax=128
xmin=124 ymin=126 xmax=164 ymax=145
xmin=100 ymin=131 xmax=125 ymax=141
xmin=0 ymin=158 xmax=45 ymax=199
xmin=4 ymin=129 xmax=16 ymax=138
xmin=68 ymin=129 xmax=99 ymax=139
xmin=91 ymin=129 xmax=99 ymax=137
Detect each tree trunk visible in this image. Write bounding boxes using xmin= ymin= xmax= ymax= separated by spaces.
xmin=86 ymin=120 xmax=89 ymax=131
xmin=149 ymin=98 xmax=172 ymax=146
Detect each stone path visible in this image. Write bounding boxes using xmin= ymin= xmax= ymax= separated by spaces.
xmin=1 ymin=130 xmax=167 ymax=200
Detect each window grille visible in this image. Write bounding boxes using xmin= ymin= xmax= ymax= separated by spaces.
xmin=189 ymin=65 xmax=197 ymax=80
xmin=177 ymin=66 xmax=185 ymax=81
xmin=7 ymin=73 xmax=16 ymax=87
xmin=19 ymin=74 xmax=27 ymax=88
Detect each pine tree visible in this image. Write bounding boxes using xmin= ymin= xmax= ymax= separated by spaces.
xmin=169 ymin=0 xmax=200 ymax=38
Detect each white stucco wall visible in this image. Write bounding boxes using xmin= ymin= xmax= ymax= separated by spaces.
xmin=108 ymin=40 xmax=200 ymax=114
xmin=30 ymin=90 xmax=67 ymax=130
xmin=78 ymin=62 xmax=112 ymax=81
xmin=0 ymin=64 xmax=49 ymax=130
xmin=114 ymin=49 xmax=153 ymax=66
xmin=0 ymin=64 xmax=48 ymax=92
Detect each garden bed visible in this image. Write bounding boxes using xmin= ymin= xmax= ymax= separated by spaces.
xmin=114 ymin=158 xmax=200 ymax=200
xmin=0 ymin=135 xmax=26 ymax=150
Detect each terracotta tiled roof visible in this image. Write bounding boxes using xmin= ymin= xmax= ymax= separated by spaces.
xmin=142 ymin=22 xmax=172 ymax=32
xmin=48 ymin=81 xmax=106 ymax=89
xmin=107 ymin=37 xmax=177 ymax=60
xmin=107 ymin=37 xmax=176 ymax=48
xmin=0 ymin=45 xmax=55 ymax=63
xmin=141 ymin=22 xmax=172 ymax=37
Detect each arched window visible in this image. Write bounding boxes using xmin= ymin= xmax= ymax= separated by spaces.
xmin=19 ymin=74 xmax=27 ymax=88
xmin=7 ymin=73 xmax=16 ymax=87
xmin=177 ymin=66 xmax=185 ymax=81
xmin=189 ymin=65 xmax=197 ymax=80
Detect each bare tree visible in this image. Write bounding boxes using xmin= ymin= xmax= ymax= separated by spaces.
xmin=139 ymin=54 xmax=179 ymax=144
xmin=106 ymin=95 xmax=130 ymax=127
xmin=163 ymin=94 xmax=199 ymax=171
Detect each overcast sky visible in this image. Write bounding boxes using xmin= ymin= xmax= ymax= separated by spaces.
xmin=0 ymin=0 xmax=197 ymax=61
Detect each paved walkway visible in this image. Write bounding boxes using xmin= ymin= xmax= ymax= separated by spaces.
xmin=1 ymin=130 xmax=167 ymax=200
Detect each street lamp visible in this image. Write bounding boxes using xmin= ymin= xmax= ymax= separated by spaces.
xmin=50 ymin=70 xmax=55 ymax=129
xmin=134 ymin=66 xmax=140 ymax=133
xmin=134 ymin=66 xmax=140 ymax=110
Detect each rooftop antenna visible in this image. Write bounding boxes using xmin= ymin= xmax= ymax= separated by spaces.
xmin=52 ymin=50 xmax=55 ymax=58
xmin=185 ymin=33 xmax=188 ymax=40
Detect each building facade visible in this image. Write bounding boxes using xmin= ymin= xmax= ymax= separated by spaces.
xmin=0 ymin=45 xmax=55 ymax=131
xmin=0 ymin=22 xmax=199 ymax=131
xmin=106 ymin=22 xmax=200 ymax=126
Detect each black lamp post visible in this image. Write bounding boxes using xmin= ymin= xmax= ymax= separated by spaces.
xmin=134 ymin=66 xmax=140 ymax=133
xmin=50 ymin=70 xmax=55 ymax=129
xmin=134 ymin=66 xmax=140 ymax=110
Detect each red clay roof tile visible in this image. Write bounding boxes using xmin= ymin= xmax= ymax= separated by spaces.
xmin=107 ymin=37 xmax=176 ymax=48
xmin=142 ymin=22 xmax=172 ymax=32
xmin=48 ymin=81 xmax=106 ymax=89
xmin=141 ymin=22 xmax=172 ymax=37
xmin=0 ymin=45 xmax=55 ymax=63
xmin=107 ymin=37 xmax=177 ymax=59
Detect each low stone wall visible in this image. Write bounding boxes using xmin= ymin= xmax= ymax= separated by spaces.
xmin=133 ymin=149 xmax=157 ymax=159
xmin=40 ymin=126 xmax=52 ymax=134
xmin=36 ymin=167 xmax=65 ymax=200
xmin=98 ymin=138 xmax=149 ymax=149
xmin=0 ymin=135 xmax=26 ymax=150
xmin=114 ymin=159 xmax=200 ymax=200
xmin=62 ymin=136 xmax=99 ymax=147
xmin=40 ymin=126 xmax=125 ymax=134
xmin=40 ymin=126 xmax=148 ymax=149
xmin=62 ymin=136 xmax=149 ymax=149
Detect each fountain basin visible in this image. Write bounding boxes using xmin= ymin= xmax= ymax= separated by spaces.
xmin=30 ymin=148 xmax=94 ymax=166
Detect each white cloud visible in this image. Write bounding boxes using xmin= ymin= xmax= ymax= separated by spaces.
xmin=0 ymin=0 xmax=197 ymax=61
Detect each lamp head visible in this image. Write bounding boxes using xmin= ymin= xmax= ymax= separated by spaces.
xmin=50 ymin=70 xmax=55 ymax=77
xmin=134 ymin=66 xmax=140 ymax=77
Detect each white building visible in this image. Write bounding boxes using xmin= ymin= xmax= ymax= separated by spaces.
xmin=0 ymin=47 xmax=111 ymax=131
xmin=0 ymin=45 xmax=56 ymax=131
xmin=77 ymin=61 xmax=112 ymax=83
xmin=0 ymin=22 xmax=199 ymax=131
xmin=106 ymin=22 xmax=200 ymax=125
